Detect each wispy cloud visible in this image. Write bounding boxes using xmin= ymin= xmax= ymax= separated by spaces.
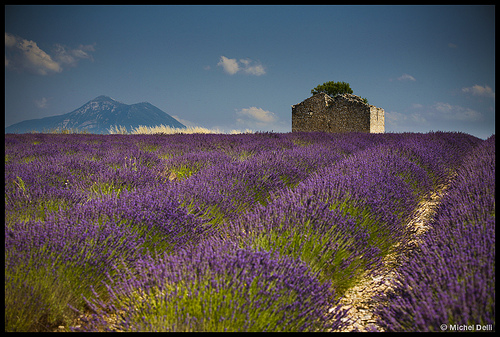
xmin=5 ymin=32 xmax=95 ymax=75
xmin=5 ymin=32 xmax=16 ymax=47
xmin=387 ymin=102 xmax=484 ymax=132
xmin=386 ymin=110 xmax=427 ymax=128
xmin=5 ymin=33 xmax=62 ymax=75
xmin=462 ymin=84 xmax=495 ymax=99
xmin=236 ymin=107 xmax=277 ymax=123
xmin=53 ymin=43 xmax=95 ymax=68
xmin=239 ymin=58 xmax=266 ymax=76
xmin=34 ymin=97 xmax=49 ymax=109
xmin=217 ymin=56 xmax=266 ymax=76
xmin=432 ymin=102 xmax=483 ymax=121
xmin=448 ymin=42 xmax=458 ymax=48
xmin=170 ymin=115 xmax=199 ymax=128
xmin=397 ymin=73 xmax=416 ymax=81
xmin=389 ymin=73 xmax=416 ymax=82
xmin=235 ymin=107 xmax=277 ymax=128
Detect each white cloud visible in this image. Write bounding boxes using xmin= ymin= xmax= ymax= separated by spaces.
xmin=236 ymin=107 xmax=277 ymax=123
xmin=397 ymin=73 xmax=416 ymax=81
xmin=218 ymin=56 xmax=240 ymax=75
xmin=217 ymin=56 xmax=266 ymax=76
xmin=235 ymin=107 xmax=278 ymax=130
xmin=461 ymin=84 xmax=495 ymax=99
xmin=448 ymin=42 xmax=458 ymax=48
xmin=244 ymin=63 xmax=266 ymax=76
xmin=5 ymin=32 xmax=94 ymax=75
xmin=35 ymin=97 xmax=49 ymax=109
xmin=432 ymin=102 xmax=483 ymax=121
xmin=5 ymin=33 xmax=62 ymax=75
xmin=433 ymin=102 xmax=453 ymax=112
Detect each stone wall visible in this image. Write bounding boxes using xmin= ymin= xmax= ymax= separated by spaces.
xmin=291 ymin=93 xmax=385 ymax=133
xmin=369 ymin=106 xmax=385 ymax=133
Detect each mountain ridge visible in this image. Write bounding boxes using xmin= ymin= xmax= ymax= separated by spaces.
xmin=5 ymin=96 xmax=186 ymax=134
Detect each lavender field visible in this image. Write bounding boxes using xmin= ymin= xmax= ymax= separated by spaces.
xmin=4 ymin=131 xmax=495 ymax=332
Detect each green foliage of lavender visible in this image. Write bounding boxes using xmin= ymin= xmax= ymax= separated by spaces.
xmin=77 ymin=242 xmax=347 ymax=332
xmin=4 ymin=131 xmax=491 ymax=332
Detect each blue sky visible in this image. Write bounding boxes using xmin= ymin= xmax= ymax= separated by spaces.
xmin=5 ymin=5 xmax=495 ymax=138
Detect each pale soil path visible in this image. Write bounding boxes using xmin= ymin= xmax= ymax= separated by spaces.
xmin=333 ymin=180 xmax=452 ymax=332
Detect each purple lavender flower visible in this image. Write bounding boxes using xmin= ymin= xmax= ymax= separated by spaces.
xmin=75 ymin=240 xmax=349 ymax=332
xmin=375 ymin=136 xmax=495 ymax=331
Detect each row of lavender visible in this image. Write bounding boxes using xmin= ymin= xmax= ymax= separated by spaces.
xmin=4 ymin=131 xmax=486 ymax=331
xmin=5 ymin=132 xmax=361 ymax=332
xmin=375 ymin=135 xmax=495 ymax=331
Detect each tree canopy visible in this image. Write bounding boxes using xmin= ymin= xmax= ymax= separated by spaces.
xmin=311 ymin=81 xmax=369 ymax=104
xmin=311 ymin=81 xmax=353 ymax=97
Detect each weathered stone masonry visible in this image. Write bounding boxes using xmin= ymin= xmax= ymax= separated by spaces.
xmin=291 ymin=93 xmax=385 ymax=133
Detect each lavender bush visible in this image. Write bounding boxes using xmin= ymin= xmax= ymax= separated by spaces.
xmin=4 ymin=131 xmax=488 ymax=332
xmin=228 ymin=194 xmax=381 ymax=295
xmin=74 ymin=240 xmax=348 ymax=332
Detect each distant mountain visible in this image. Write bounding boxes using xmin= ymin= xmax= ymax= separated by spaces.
xmin=5 ymin=95 xmax=186 ymax=134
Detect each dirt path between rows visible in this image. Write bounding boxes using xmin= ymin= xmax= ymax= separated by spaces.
xmin=333 ymin=180 xmax=452 ymax=332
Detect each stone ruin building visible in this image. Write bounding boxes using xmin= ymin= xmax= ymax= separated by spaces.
xmin=291 ymin=92 xmax=385 ymax=133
